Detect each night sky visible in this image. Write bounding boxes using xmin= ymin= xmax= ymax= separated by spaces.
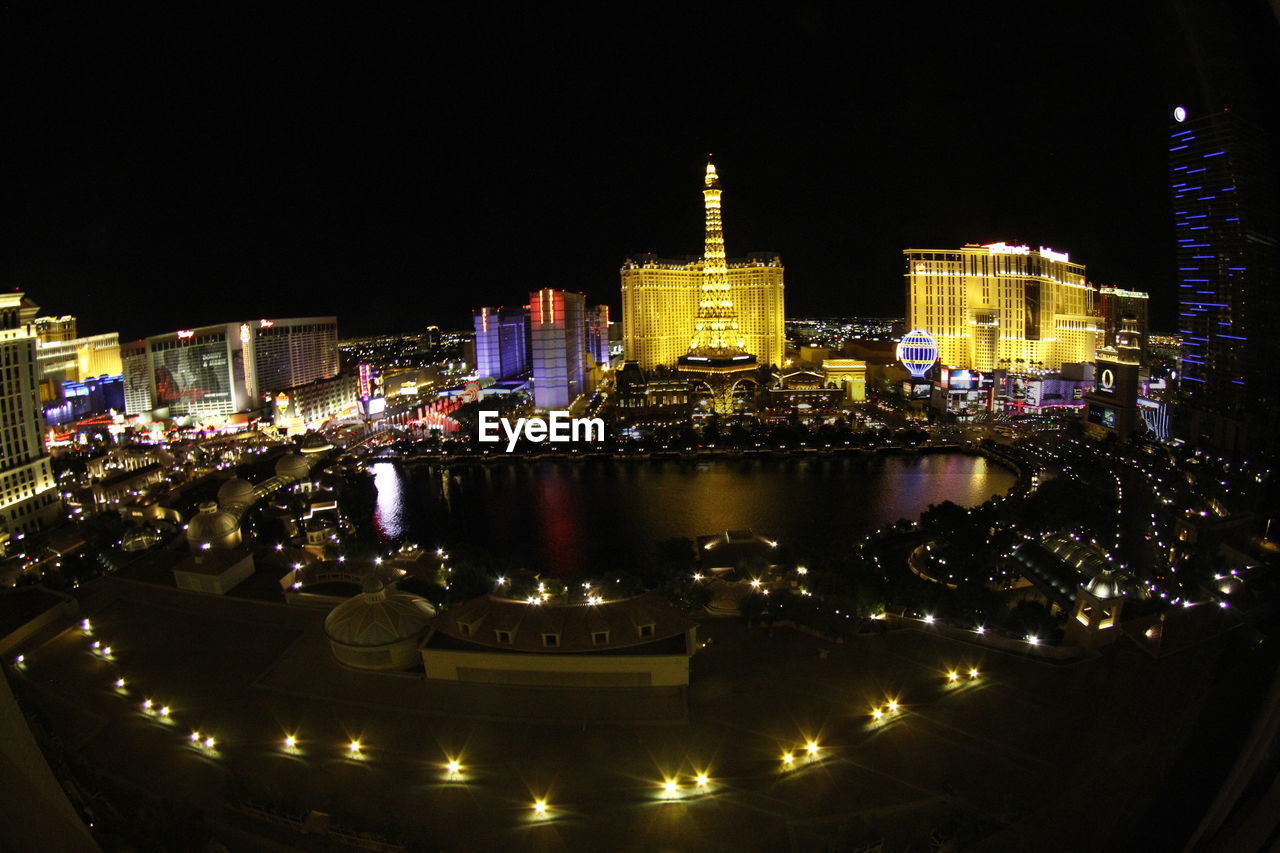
xmin=7 ymin=3 xmax=1279 ymax=340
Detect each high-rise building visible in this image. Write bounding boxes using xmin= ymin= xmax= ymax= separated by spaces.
xmin=33 ymin=315 xmax=77 ymax=343
xmin=0 ymin=293 xmax=61 ymax=537
xmin=1169 ymin=106 xmax=1278 ymax=453
xmin=585 ymin=305 xmax=611 ymax=367
xmin=147 ymin=324 xmax=255 ymax=417
xmin=473 ymin=306 xmax=531 ymax=380
xmin=621 ymin=163 xmax=785 ymax=371
xmin=35 ymin=332 xmax=123 ymax=403
xmin=21 ymin=303 xmax=123 ymax=403
xmin=904 ymin=243 xmax=1098 ymax=373
xmin=530 ymin=288 xmax=586 ymax=410
xmin=1095 ymin=286 xmax=1149 ymax=363
xmin=121 ymin=339 xmax=152 ymax=415
xmin=1084 ymin=317 xmax=1144 ymax=442
xmin=251 ymin=317 xmax=340 ymax=394
xmin=122 ymin=316 xmax=339 ymax=419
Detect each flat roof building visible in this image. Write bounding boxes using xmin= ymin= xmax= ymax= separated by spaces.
xmin=422 ymin=592 xmax=697 ymax=688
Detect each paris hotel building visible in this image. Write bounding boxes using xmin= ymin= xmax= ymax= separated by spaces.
xmin=621 ymin=167 xmax=785 ymax=371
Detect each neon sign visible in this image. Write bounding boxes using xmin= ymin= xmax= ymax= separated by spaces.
xmin=259 ymin=319 xmax=274 ymax=328
xmin=1038 ymin=247 xmax=1070 ymax=264
xmin=358 ymin=363 xmax=373 ymax=398
xmin=176 ymin=330 xmax=194 ymax=339
xmin=984 ymin=242 xmax=1030 ymax=255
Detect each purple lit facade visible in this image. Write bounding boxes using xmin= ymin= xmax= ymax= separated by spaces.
xmin=1169 ymin=107 xmax=1278 ymax=452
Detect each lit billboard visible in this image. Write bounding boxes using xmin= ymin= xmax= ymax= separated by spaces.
xmin=153 ymin=338 xmax=233 ymax=414
xmin=901 ymin=380 xmax=932 ymax=400
xmin=1087 ymin=405 xmax=1117 ymax=429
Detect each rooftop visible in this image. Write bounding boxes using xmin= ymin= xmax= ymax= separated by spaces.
xmin=424 ymin=592 xmax=695 ymax=654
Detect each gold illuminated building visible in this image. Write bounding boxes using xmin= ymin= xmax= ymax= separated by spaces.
xmin=905 ymin=243 xmax=1098 ymax=373
xmin=0 ymin=293 xmax=61 ymax=539
xmin=621 ymin=163 xmax=784 ymax=371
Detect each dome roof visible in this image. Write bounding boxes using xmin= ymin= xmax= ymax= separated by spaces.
xmin=275 ymin=452 xmax=310 ymax=480
xmin=1085 ymin=569 xmax=1126 ymax=600
xmin=217 ymin=477 xmax=255 ymax=507
xmin=324 ymin=578 xmax=435 ymax=647
xmin=186 ymin=501 xmax=240 ymax=545
xmin=122 ymin=526 xmax=161 ymax=551
xmin=299 ymin=432 xmax=332 ymax=454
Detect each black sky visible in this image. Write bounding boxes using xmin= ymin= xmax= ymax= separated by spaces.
xmin=6 ymin=2 xmax=1279 ymax=340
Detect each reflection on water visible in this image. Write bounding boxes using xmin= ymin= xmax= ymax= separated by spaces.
xmin=371 ymin=462 xmax=406 ymax=540
xmin=368 ymin=454 xmax=1016 ymax=577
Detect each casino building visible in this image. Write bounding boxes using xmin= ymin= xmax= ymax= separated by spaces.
xmin=1084 ymin=317 xmax=1144 ymax=442
xmin=122 ymin=316 xmax=339 ymax=418
xmin=621 ymin=163 xmax=785 ymax=371
xmin=905 ymin=243 xmax=1098 ymax=373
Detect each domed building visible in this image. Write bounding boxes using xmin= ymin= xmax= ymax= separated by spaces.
xmin=176 ymin=501 xmax=255 ymax=594
xmin=216 ymin=477 xmax=256 ymax=510
xmin=1067 ymin=566 xmax=1135 ymax=651
xmin=185 ymin=501 xmax=242 ymax=551
xmin=1083 ymin=569 xmax=1126 ymax=602
xmin=275 ymin=452 xmax=310 ymax=482
xmin=121 ymin=525 xmax=162 ymax=552
xmin=325 ymin=577 xmax=435 ymax=671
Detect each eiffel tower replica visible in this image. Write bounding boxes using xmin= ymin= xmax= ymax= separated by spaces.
xmin=677 ymin=162 xmax=757 ymax=412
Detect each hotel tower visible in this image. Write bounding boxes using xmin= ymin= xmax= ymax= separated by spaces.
xmin=621 ymin=163 xmax=784 ymax=371
xmin=0 ymin=293 xmax=61 ymax=539
xmin=1169 ymin=105 xmax=1278 ymax=452
xmin=904 ymin=243 xmax=1098 ymax=373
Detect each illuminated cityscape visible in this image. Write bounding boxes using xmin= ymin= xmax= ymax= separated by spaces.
xmin=3 ymin=4 xmax=1280 ymax=852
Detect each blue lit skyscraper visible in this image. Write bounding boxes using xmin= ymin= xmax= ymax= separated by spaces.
xmin=1169 ymin=105 xmax=1278 ymax=453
